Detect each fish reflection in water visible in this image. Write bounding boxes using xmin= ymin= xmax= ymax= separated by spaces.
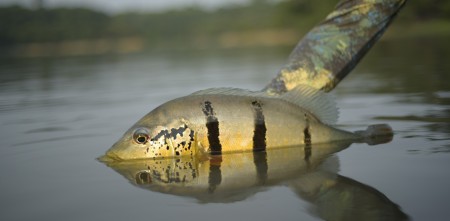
xmin=100 ymin=140 xmax=409 ymax=221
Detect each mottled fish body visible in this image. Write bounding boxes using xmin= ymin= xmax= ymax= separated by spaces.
xmin=103 ymin=86 xmax=390 ymax=160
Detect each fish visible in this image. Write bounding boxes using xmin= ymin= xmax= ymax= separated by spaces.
xmin=99 ymin=142 xmax=408 ymax=220
xmin=100 ymin=0 xmax=407 ymax=160
xmin=102 ymin=85 xmax=393 ymax=160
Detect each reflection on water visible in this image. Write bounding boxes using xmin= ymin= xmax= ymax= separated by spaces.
xmin=100 ymin=141 xmax=408 ymax=221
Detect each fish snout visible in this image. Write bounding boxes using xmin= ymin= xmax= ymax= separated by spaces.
xmin=98 ymin=141 xmax=128 ymax=162
xmin=97 ymin=149 xmax=123 ymax=163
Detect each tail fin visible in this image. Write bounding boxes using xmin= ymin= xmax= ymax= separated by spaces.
xmin=354 ymin=124 xmax=394 ymax=145
xmin=263 ymin=0 xmax=407 ymax=94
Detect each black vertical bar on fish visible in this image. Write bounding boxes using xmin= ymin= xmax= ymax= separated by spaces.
xmin=251 ymin=101 xmax=269 ymax=183
xmin=251 ymin=101 xmax=267 ymax=152
xmin=253 ymin=151 xmax=268 ymax=185
xmin=304 ymin=145 xmax=312 ymax=162
xmin=304 ymin=119 xmax=312 ymax=161
xmin=202 ymin=101 xmax=222 ymax=155
xmin=208 ymin=156 xmax=222 ymax=194
xmin=303 ymin=126 xmax=311 ymax=145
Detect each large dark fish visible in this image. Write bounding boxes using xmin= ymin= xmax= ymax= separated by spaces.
xmin=100 ymin=0 xmax=407 ymax=161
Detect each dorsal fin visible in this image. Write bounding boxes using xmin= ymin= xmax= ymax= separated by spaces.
xmin=280 ymin=85 xmax=338 ymax=125
xmin=191 ymin=86 xmax=338 ymax=125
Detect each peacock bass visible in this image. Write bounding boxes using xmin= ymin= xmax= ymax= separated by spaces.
xmin=100 ymin=0 xmax=406 ymax=161
xmin=102 ymin=86 xmax=392 ymax=160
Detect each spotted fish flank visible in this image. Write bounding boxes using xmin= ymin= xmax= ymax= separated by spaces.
xmin=171 ymin=124 xmax=195 ymax=156
xmin=134 ymin=158 xmax=199 ymax=185
xmin=201 ymin=101 xmax=222 ymax=155
xmin=146 ymin=124 xmax=195 ymax=157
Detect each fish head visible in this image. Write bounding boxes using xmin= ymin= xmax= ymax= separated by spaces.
xmin=103 ymin=122 xmax=196 ymax=161
xmin=106 ymin=157 xmax=199 ymax=186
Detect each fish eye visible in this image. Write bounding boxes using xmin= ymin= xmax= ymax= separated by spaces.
xmin=136 ymin=171 xmax=152 ymax=184
xmin=133 ymin=128 xmax=150 ymax=144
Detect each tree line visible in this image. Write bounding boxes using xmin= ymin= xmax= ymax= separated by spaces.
xmin=0 ymin=0 xmax=449 ymax=48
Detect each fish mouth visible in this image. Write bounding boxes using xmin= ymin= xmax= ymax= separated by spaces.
xmin=97 ymin=150 xmax=123 ymax=164
xmin=97 ymin=139 xmax=131 ymax=163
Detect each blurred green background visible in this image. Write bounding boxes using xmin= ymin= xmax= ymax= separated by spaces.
xmin=1 ymin=0 xmax=450 ymax=57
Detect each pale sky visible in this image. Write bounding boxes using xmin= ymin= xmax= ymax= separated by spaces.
xmin=0 ymin=0 xmax=251 ymax=13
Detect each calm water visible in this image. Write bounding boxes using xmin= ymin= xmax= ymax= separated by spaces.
xmin=0 ymin=38 xmax=449 ymax=221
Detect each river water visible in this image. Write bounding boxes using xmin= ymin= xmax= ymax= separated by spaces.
xmin=0 ymin=37 xmax=449 ymax=221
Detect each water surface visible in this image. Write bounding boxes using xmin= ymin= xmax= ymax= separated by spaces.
xmin=0 ymin=38 xmax=449 ymax=221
